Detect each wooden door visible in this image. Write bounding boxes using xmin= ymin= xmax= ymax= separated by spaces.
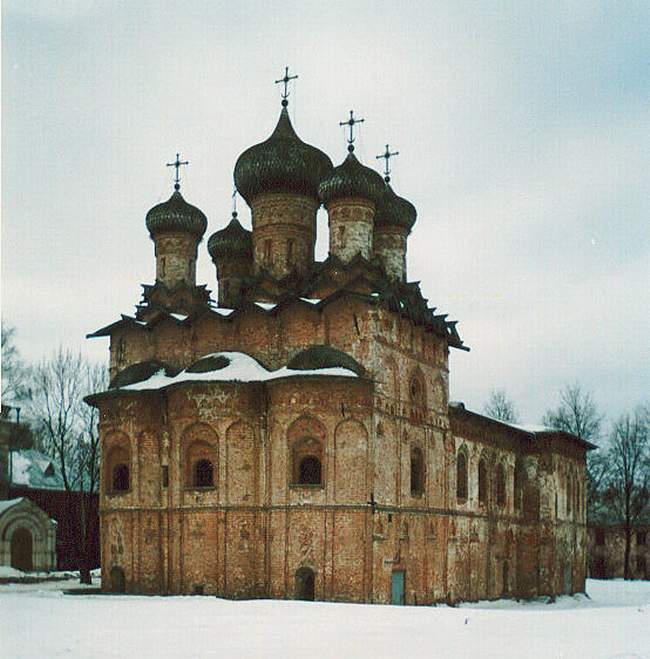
xmin=11 ymin=528 xmax=33 ymax=572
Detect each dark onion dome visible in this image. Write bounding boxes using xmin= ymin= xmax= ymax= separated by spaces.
xmin=207 ymin=211 xmax=253 ymax=260
xmin=374 ymin=183 xmax=417 ymax=231
xmin=110 ymin=360 xmax=179 ymax=389
xmin=287 ymin=345 xmax=366 ymax=376
xmin=234 ymin=106 xmax=333 ymax=205
xmin=318 ymin=150 xmax=386 ymax=207
xmin=145 ymin=189 xmax=208 ymax=239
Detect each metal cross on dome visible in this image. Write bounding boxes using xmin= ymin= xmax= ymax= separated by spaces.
xmin=275 ymin=66 xmax=298 ymax=104
xmin=166 ymin=153 xmax=189 ymax=190
xmin=376 ymin=144 xmax=399 ymax=182
xmin=340 ymin=110 xmax=365 ymax=152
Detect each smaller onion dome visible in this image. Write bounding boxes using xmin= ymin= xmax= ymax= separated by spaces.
xmin=287 ymin=345 xmax=366 ymax=376
xmin=207 ymin=211 xmax=253 ymax=260
xmin=318 ymin=148 xmax=386 ymax=207
xmin=234 ymin=105 xmax=333 ymax=204
xmin=375 ymin=183 xmax=417 ymax=231
xmin=145 ymin=189 xmax=208 ymax=239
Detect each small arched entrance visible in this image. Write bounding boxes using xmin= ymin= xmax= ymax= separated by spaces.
xmin=110 ymin=566 xmax=126 ymax=593
xmin=11 ymin=527 xmax=33 ymax=571
xmin=295 ymin=567 xmax=315 ymax=601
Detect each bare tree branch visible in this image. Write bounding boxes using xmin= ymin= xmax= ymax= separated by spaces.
xmin=27 ymin=347 xmax=108 ymax=583
xmin=602 ymin=406 xmax=650 ymax=578
xmin=484 ymin=389 xmax=519 ymax=423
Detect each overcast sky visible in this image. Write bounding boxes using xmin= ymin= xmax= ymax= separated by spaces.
xmin=2 ymin=1 xmax=649 ymax=426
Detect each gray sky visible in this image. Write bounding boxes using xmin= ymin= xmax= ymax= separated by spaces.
xmin=2 ymin=0 xmax=649 ymax=426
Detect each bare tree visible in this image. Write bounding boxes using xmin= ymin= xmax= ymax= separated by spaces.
xmin=602 ymin=407 xmax=649 ymax=579
xmin=484 ymin=389 xmax=519 ymax=423
xmin=28 ymin=348 xmax=107 ymax=584
xmin=543 ymin=384 xmax=606 ymax=507
xmin=1 ymin=322 xmax=28 ymax=402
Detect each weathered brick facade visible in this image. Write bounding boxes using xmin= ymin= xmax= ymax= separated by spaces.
xmin=86 ymin=96 xmax=590 ymax=603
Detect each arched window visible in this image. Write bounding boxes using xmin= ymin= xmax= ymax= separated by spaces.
xmin=194 ymin=459 xmax=214 ymax=487
xmin=456 ymin=451 xmax=468 ymax=501
xmin=286 ymin=238 xmax=294 ymax=266
xmin=299 ymin=456 xmax=322 ymax=485
xmin=112 ymin=464 xmax=130 ymax=492
xmin=514 ymin=460 xmax=524 ymax=512
xmin=184 ymin=433 xmax=218 ymax=490
xmin=292 ymin=437 xmax=324 ymax=486
xmin=410 ymin=447 xmax=424 ymax=496
xmin=478 ymin=458 xmax=488 ymax=505
xmin=496 ymin=464 xmax=506 ymax=507
xmin=567 ymin=475 xmax=573 ymax=517
xmin=409 ymin=375 xmax=425 ymax=410
xmin=106 ymin=442 xmax=130 ymax=495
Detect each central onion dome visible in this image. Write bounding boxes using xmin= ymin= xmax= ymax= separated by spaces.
xmin=318 ymin=149 xmax=386 ymax=207
xmin=145 ymin=189 xmax=208 ymax=239
xmin=207 ymin=211 xmax=253 ymax=260
xmin=375 ymin=183 xmax=417 ymax=231
xmin=234 ymin=104 xmax=333 ymax=205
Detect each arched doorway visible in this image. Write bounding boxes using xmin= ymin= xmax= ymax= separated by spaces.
xmin=502 ymin=561 xmax=509 ymax=597
xmin=295 ymin=567 xmax=315 ymax=601
xmin=110 ymin=566 xmax=126 ymax=593
xmin=11 ymin=527 xmax=33 ymax=571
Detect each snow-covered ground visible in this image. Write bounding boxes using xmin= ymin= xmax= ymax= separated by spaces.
xmin=0 ymin=579 xmax=648 ymax=658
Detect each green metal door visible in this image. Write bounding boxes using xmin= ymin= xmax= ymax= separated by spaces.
xmin=391 ymin=570 xmax=405 ymax=605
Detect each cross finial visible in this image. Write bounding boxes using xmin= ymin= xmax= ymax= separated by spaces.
xmin=232 ymin=189 xmax=238 ymax=218
xmin=376 ymin=144 xmax=399 ymax=182
xmin=166 ymin=153 xmax=189 ymax=191
xmin=339 ymin=110 xmax=365 ymax=152
xmin=375 ymin=144 xmax=399 ymax=183
xmin=275 ymin=66 xmax=298 ymax=107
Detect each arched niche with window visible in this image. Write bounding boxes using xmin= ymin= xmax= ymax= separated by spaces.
xmin=287 ymin=415 xmax=327 ymax=488
xmin=456 ymin=449 xmax=468 ymax=502
xmin=292 ymin=437 xmax=323 ymax=486
xmin=496 ymin=463 xmax=506 ymax=508
xmin=410 ymin=446 xmax=425 ymax=496
xmin=478 ymin=456 xmax=488 ymax=505
xmin=105 ymin=440 xmax=131 ymax=495
xmin=182 ymin=423 xmax=218 ymax=491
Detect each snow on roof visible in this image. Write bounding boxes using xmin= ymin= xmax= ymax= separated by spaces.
xmin=507 ymin=423 xmax=556 ymax=434
xmin=299 ymin=298 xmax=321 ymax=305
xmin=254 ymin=302 xmax=277 ymax=311
xmin=169 ymin=313 xmax=188 ymax=322
xmin=10 ymin=449 xmax=67 ymax=491
xmin=0 ymin=498 xmax=24 ymax=516
xmin=211 ymin=307 xmax=234 ymax=316
xmin=120 ymin=351 xmax=359 ymax=393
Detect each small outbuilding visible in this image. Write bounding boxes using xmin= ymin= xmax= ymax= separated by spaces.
xmin=0 ymin=497 xmax=57 ymax=572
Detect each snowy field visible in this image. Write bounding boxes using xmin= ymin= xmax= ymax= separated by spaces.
xmin=1 ymin=578 xmax=648 ymax=659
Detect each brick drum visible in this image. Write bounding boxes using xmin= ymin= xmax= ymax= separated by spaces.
xmin=86 ymin=97 xmax=591 ymax=603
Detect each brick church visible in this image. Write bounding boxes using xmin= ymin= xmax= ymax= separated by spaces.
xmin=85 ymin=74 xmax=592 ymax=604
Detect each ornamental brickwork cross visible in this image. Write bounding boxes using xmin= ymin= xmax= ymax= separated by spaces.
xmin=340 ymin=110 xmax=365 ymax=151
xmin=166 ymin=153 xmax=189 ymax=190
xmin=275 ymin=66 xmax=298 ymax=104
xmin=376 ymin=144 xmax=399 ymax=182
